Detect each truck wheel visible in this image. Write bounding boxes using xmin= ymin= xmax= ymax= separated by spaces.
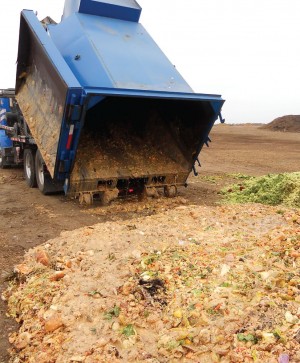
xmin=164 ymin=185 xmax=177 ymax=198
xmin=23 ymin=149 xmax=37 ymax=187
xmin=144 ymin=187 xmax=159 ymax=198
xmin=101 ymin=189 xmax=119 ymax=206
xmin=0 ymin=149 xmax=9 ymax=169
xmin=35 ymin=150 xmax=55 ymax=195
xmin=0 ymin=150 xmax=4 ymax=168
xmin=79 ymin=192 xmax=93 ymax=205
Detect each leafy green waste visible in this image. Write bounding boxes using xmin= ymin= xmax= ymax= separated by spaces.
xmin=222 ymin=172 xmax=300 ymax=207
xmin=237 ymin=333 xmax=258 ymax=343
xmin=103 ymin=305 xmax=121 ymax=320
xmin=122 ymin=324 xmax=135 ymax=337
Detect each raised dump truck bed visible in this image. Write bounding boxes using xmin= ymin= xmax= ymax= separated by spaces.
xmin=14 ymin=0 xmax=224 ymax=203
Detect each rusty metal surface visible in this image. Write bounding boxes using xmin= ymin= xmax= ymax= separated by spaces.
xmin=16 ymin=71 xmax=64 ymax=177
xmin=15 ymin=12 xmax=69 ymax=178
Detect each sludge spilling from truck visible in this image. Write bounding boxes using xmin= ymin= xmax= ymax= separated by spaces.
xmin=0 ymin=0 xmax=225 ymax=204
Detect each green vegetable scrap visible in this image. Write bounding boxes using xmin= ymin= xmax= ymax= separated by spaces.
xmin=237 ymin=333 xmax=258 ymax=344
xmin=122 ymin=324 xmax=135 ymax=337
xmin=199 ymin=175 xmax=223 ymax=184
xmin=103 ymin=305 xmax=121 ymax=320
xmin=222 ymin=172 xmax=300 ymax=207
xmin=220 ymin=282 xmax=231 ymax=287
xmin=227 ymin=173 xmax=252 ymax=180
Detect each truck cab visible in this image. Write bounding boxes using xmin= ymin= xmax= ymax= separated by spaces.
xmin=0 ymin=90 xmax=20 ymax=168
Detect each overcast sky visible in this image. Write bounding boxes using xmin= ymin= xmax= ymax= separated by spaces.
xmin=1 ymin=0 xmax=300 ymax=123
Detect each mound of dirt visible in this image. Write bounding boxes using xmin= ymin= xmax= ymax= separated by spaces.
xmin=260 ymin=115 xmax=300 ymax=133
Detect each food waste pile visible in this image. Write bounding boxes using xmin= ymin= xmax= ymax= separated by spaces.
xmin=222 ymin=173 xmax=300 ymax=208
xmin=70 ymin=118 xmax=188 ymax=183
xmin=3 ymin=203 xmax=300 ymax=362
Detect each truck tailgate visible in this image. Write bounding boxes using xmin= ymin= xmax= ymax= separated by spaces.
xmin=15 ymin=10 xmax=82 ymax=178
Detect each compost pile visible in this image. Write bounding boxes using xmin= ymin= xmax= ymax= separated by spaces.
xmin=71 ymin=117 xmax=188 ymax=183
xmin=3 ymin=201 xmax=300 ymax=363
xmin=260 ymin=116 xmax=300 ymax=133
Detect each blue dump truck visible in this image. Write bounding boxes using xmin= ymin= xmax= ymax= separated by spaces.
xmin=0 ymin=89 xmax=21 ymax=168
xmin=0 ymin=94 xmax=13 ymax=168
xmin=0 ymin=0 xmax=225 ymax=204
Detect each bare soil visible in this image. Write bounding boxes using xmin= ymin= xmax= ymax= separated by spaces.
xmin=0 ymin=124 xmax=299 ymax=362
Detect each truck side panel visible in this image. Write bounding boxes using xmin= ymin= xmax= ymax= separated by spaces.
xmin=16 ymin=10 xmax=83 ymax=178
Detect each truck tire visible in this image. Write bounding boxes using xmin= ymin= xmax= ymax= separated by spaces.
xmin=164 ymin=185 xmax=177 ymax=198
xmin=23 ymin=149 xmax=37 ymax=187
xmin=0 ymin=150 xmax=4 ymax=169
xmin=35 ymin=150 xmax=57 ymax=195
xmin=79 ymin=192 xmax=94 ymax=205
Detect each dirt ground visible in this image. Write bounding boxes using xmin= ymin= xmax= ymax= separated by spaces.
xmin=0 ymin=124 xmax=299 ymax=362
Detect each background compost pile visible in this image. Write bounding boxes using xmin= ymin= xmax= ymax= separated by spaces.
xmin=260 ymin=116 xmax=300 ymax=133
xmin=3 ymin=202 xmax=300 ymax=363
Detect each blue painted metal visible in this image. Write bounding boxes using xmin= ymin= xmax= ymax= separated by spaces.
xmin=63 ymin=0 xmax=141 ymax=22
xmin=15 ymin=1 xmax=225 ymax=194
xmin=219 ymin=113 xmax=226 ymax=123
xmin=17 ymin=11 xmax=82 ymax=91
xmin=56 ymin=92 xmax=86 ymax=180
xmin=84 ymin=87 xmax=223 ymax=102
xmin=48 ymin=13 xmax=194 ymax=94
xmin=0 ymin=98 xmax=13 ymax=148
